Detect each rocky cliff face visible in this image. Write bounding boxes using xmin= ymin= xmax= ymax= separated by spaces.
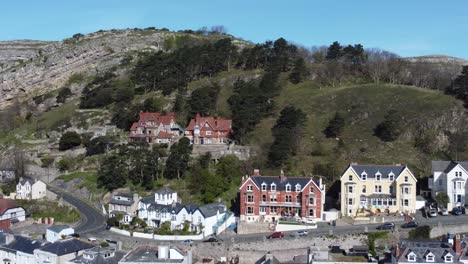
xmin=0 ymin=29 xmax=241 ymax=110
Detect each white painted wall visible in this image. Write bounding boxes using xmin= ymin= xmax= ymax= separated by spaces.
xmin=46 ymin=227 xmax=75 ymax=242
xmin=0 ymin=207 xmax=26 ymax=222
xmin=0 ymin=247 xmax=16 ymax=264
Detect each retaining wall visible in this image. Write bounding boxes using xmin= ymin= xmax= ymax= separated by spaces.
xmin=430 ymin=223 xmax=468 ymax=238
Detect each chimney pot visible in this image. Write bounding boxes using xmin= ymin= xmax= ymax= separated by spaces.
xmin=253 ymin=169 xmax=260 ymax=176
xmin=455 ymin=234 xmax=462 ymax=254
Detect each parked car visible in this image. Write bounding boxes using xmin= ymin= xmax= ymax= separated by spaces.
xmin=441 ymin=208 xmax=449 ymax=216
xmin=376 ymin=222 xmax=395 ymax=230
xmin=301 ymin=218 xmax=316 ymax=224
xmin=429 ymin=209 xmax=438 ymax=217
xmin=203 ymin=237 xmax=221 ymax=243
xmin=105 ymin=238 xmax=117 ymax=244
xmin=401 ymin=221 xmax=418 ymax=228
xmin=266 ymin=232 xmax=284 ymax=239
xmin=87 ymin=237 xmax=97 ymax=242
xmin=291 ymin=230 xmax=308 ymax=237
xmin=181 ymin=239 xmax=194 ymax=246
xmin=454 ymin=208 xmax=463 ymax=215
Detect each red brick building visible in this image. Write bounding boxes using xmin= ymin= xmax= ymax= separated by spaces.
xmin=239 ymin=170 xmax=326 ymax=223
xmin=184 ymin=114 xmax=232 ymax=145
xmin=128 ymin=112 xmax=182 ymax=144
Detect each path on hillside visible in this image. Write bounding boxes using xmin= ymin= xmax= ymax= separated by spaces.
xmin=49 ymin=186 xmax=106 ymax=234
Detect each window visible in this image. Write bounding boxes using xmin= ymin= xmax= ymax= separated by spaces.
xmin=247 ymin=185 xmax=253 ymax=191
xmin=295 ymin=184 xmax=301 ymax=192
xmin=389 ymin=174 xmax=394 ymax=181
xmin=348 ymin=198 xmax=353 ymax=205
xmin=445 ymin=255 xmax=453 ymax=263
xmin=401 ymin=199 xmax=409 ymax=207
xmin=148 ymin=130 xmax=152 ymax=134
xmin=206 ymin=131 xmax=212 ymax=135
xmin=456 ymin=171 xmax=462 ymax=177
xmin=171 ymin=214 xmax=176 ymax=221
xmin=404 ymin=176 xmax=409 ymax=183
xmin=389 ymin=186 xmax=394 ymax=195
xmin=247 ymin=195 xmax=254 ymax=203
xmin=349 ymin=175 xmax=353 ymax=181
xmin=261 ymin=183 xmax=267 ymax=191
xmin=408 ymin=253 xmax=416 ymax=262
xmin=362 ymin=186 xmax=366 ymax=193
xmin=457 ymin=182 xmax=462 ymax=190
xmin=426 ymin=253 xmax=434 ymax=262
xmin=308 ymin=209 xmax=314 ymax=217
xmin=309 ymin=197 xmax=315 ymax=205
xmin=247 ymin=207 xmax=254 ymax=214
xmin=376 ymin=173 xmax=381 ymax=181
xmin=285 ymin=184 xmax=291 ymax=192
xmin=309 ymin=187 xmax=314 ymax=193
xmin=198 ymin=216 xmax=202 ymax=223
xmin=347 ymin=186 xmax=354 ymax=193
xmin=271 ymin=183 xmax=276 ymax=191
xmin=375 ymin=185 xmax=382 ymax=193
xmin=362 ymin=173 xmax=367 ymax=181
xmin=182 ymin=214 xmax=186 ymax=221
xmin=270 ymin=206 xmax=277 ymax=214
xmin=285 ymin=195 xmax=292 ymax=203
xmin=403 ymin=187 xmax=410 ymax=195
xmin=270 ymin=195 xmax=277 ymax=202
xmin=296 ymin=195 xmax=301 ymax=203
xmin=260 ymin=207 xmax=266 ymax=213
xmin=439 ymin=179 xmax=443 ymax=186
xmin=262 ymin=195 xmax=267 ymax=202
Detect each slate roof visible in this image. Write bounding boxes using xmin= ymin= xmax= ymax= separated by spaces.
xmin=110 ymin=199 xmax=133 ymax=206
xmin=5 ymin=235 xmax=49 ymax=254
xmin=396 ymin=240 xmax=460 ymax=263
xmin=68 ymin=247 xmax=126 ymax=264
xmin=140 ymin=198 xmax=185 ymax=214
xmin=350 ymin=164 xmax=406 ymax=179
xmin=47 ymin=225 xmax=72 ymax=233
xmin=248 ymin=176 xmax=320 ymax=191
xmin=155 ymin=187 xmax=175 ymax=195
xmin=18 ymin=177 xmax=34 ymax=185
xmin=38 ymin=238 xmax=94 ymax=256
xmin=199 ymin=203 xmax=226 ymax=218
xmin=431 ymin=161 xmax=468 ymax=173
xmin=255 ymin=253 xmax=282 ymax=264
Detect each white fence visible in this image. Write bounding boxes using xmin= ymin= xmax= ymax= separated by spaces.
xmin=109 ymin=227 xmax=131 ymax=236
xmin=109 ymin=227 xmax=205 ymax=241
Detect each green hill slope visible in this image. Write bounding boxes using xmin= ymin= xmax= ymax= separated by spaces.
xmin=246 ymin=82 xmax=466 ymax=179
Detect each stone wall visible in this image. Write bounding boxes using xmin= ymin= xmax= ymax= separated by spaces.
xmin=430 ymin=223 xmax=468 ymax=238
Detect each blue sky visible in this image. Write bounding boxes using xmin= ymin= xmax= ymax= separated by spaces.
xmin=1 ymin=0 xmax=467 ymax=58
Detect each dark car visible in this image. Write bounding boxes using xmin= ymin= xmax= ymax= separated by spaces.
xmin=203 ymin=237 xmax=221 ymax=243
xmin=454 ymin=208 xmax=463 ymax=215
xmin=70 ymin=233 xmax=80 ymax=238
xmin=401 ymin=221 xmax=418 ymax=228
xmin=266 ymin=232 xmax=284 ymax=239
xmin=376 ymin=222 xmax=395 ymax=230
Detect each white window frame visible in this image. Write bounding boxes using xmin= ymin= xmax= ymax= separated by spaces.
xmin=260 ymin=207 xmax=266 ymax=213
xmin=445 ymin=255 xmax=453 ymax=263
xmin=426 ymin=253 xmax=435 ymax=262
xmin=349 ymin=175 xmax=353 ymax=181
xmin=375 ymin=172 xmax=381 ymax=181
xmin=286 ymin=195 xmax=292 ymax=203
xmin=361 ymin=173 xmax=367 ymax=181
xmin=261 ymin=183 xmax=267 ymax=191
xmin=247 ymin=185 xmax=253 ymax=191
xmin=408 ymin=254 xmax=416 ymax=262
xmin=362 ymin=186 xmax=366 ymax=193
xmin=375 ymin=185 xmax=382 ymax=193
xmin=389 ymin=173 xmax=395 ymax=181
xmin=206 ymin=131 xmax=212 ymax=135
xmin=271 ymin=183 xmax=276 ymax=191
xmin=247 ymin=207 xmax=254 ymax=214
xmin=348 ymin=185 xmax=353 ymax=193
xmin=285 ymin=184 xmax=291 ymax=192
xmin=348 ymin=198 xmax=353 ymax=205
xmin=295 ymin=184 xmax=301 ymax=192
xmin=404 ymin=176 xmax=409 ymax=183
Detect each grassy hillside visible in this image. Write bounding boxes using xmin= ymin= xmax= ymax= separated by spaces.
xmin=244 ymin=82 xmax=467 ymax=180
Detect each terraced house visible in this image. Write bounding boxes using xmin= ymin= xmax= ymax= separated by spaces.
xmin=340 ymin=163 xmax=417 ymax=217
xmin=239 ymin=170 xmax=326 ymax=223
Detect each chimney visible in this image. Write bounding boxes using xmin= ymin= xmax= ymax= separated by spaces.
xmin=319 ymin=177 xmax=323 ymax=188
xmin=280 ymin=170 xmax=285 ymax=181
xmin=395 ymin=244 xmax=400 ymax=257
xmin=395 ymin=163 xmax=401 ymax=166
xmin=133 ymin=193 xmax=139 ymax=203
xmin=351 ymin=162 xmax=358 ymax=165
xmin=253 ymin=169 xmax=260 ymax=176
xmin=265 ymin=251 xmax=274 ymax=261
xmin=455 ymin=234 xmax=462 ymax=254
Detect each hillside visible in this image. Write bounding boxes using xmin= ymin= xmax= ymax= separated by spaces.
xmin=246 ymin=82 xmax=467 ymax=179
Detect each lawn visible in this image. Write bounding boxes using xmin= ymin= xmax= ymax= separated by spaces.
xmin=17 ymin=199 xmax=80 ymax=224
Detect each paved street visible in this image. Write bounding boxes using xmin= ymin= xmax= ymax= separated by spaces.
xmin=48 ymin=186 xmax=106 ymax=234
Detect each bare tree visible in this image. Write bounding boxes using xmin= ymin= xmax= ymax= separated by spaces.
xmin=366 ymin=48 xmax=399 ymax=83
xmin=210 ymin=25 xmax=227 ymax=35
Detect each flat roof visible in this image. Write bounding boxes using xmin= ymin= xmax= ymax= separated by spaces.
xmin=120 ymin=246 xmax=185 ymax=263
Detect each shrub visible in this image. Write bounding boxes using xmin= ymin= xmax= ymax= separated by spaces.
xmin=100 ymin=241 xmax=109 ymax=247
xmin=40 ymin=156 xmax=55 ymax=168
xmin=56 ymin=87 xmax=72 ymax=104
xmin=409 ymin=226 xmax=431 ymax=239
xmin=59 ymin=132 xmax=82 ymax=151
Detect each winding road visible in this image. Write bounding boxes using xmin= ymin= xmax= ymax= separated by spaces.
xmin=49 ymin=186 xmax=106 ymax=234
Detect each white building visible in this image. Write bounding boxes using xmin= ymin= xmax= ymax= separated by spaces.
xmin=0 ymin=199 xmax=26 ymax=227
xmin=119 ymin=245 xmax=192 ymax=264
xmin=429 ymin=161 xmax=468 ymax=209
xmin=46 ymin=225 xmax=75 ymax=242
xmin=138 ymin=187 xmax=233 ymax=237
xmin=16 ymin=177 xmax=47 ymax=200
xmin=34 ymin=238 xmax=94 ymax=264
xmin=108 ymin=193 xmax=140 ymax=223
xmin=0 ymin=233 xmax=49 ymax=264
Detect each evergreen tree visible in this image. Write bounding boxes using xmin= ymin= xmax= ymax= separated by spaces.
xmin=374 ymin=110 xmax=403 ymax=142
xmin=326 ymin=41 xmax=343 ymax=60
xmin=323 ymin=112 xmax=345 ymax=138
xmin=289 ymin=57 xmax=309 ymax=84
xmin=97 ymin=154 xmax=128 ymax=191
xmin=164 ymin=137 xmax=192 ymax=179
xmin=446 ymin=66 xmax=468 ymax=107
xmin=268 ymin=106 xmax=307 ymax=167
xmin=59 ymin=132 xmax=82 ymax=151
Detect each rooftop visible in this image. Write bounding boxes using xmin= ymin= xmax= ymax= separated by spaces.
xmin=38 ymin=238 xmax=94 ymax=256
xmin=47 ymin=224 xmax=72 ymax=233
xmin=120 ymin=246 xmax=186 ymax=263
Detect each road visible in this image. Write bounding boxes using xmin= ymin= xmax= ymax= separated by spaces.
xmin=49 ymin=186 xmax=106 ymax=234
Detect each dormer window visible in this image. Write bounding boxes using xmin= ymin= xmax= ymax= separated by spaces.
xmin=247 ymin=185 xmax=253 ymax=191
xmin=271 ymin=183 xmax=276 ymax=192
xmin=445 ymin=255 xmax=453 ymax=263
xmin=261 ymin=183 xmax=267 ymax=191
xmin=285 ymin=184 xmax=291 ymax=192
xmin=361 ymin=172 xmax=367 ymax=180
xmin=376 ymin=172 xmax=381 ymax=181
xmin=389 ymin=172 xmax=395 ymax=181
xmin=426 ymin=252 xmax=435 ymax=262
xmin=295 ymin=184 xmax=301 ymax=192
xmin=407 ymin=252 xmax=417 ymax=262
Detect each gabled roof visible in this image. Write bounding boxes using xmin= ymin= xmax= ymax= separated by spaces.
xmin=68 ymin=247 xmax=126 ymax=264
xmin=157 ymin=131 xmax=176 ymax=139
xmin=5 ymin=235 xmax=49 ymax=254
xmin=0 ymin=199 xmax=19 ymax=215
xmin=185 ymin=114 xmax=232 ymax=131
xmin=349 ymin=164 xmax=406 ymax=179
xmin=129 ymin=122 xmax=138 ymax=131
xmin=18 ymin=177 xmax=34 ymax=185
xmin=241 ymin=175 xmax=321 ymax=192
xmin=138 ymin=112 xmax=175 ymax=125
xmin=38 ymin=238 xmax=94 ymax=256
xmin=396 ymin=240 xmax=461 ymax=263
xmin=155 ymin=186 xmax=175 ymax=195
xmin=198 ymin=202 xmax=226 ymax=218
xmin=432 ymin=160 xmax=468 ymax=174
xmin=47 ymin=225 xmax=72 ymax=233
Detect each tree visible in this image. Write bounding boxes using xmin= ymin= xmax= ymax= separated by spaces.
xmin=56 ymin=87 xmax=72 ymax=103
xmin=85 ymin=136 xmax=113 ymax=156
xmin=164 ymin=138 xmax=192 ymax=179
xmin=323 ymin=112 xmax=345 ymax=138
xmin=374 ymin=110 xmax=403 ymax=142
xmin=188 ymin=84 xmax=220 ymax=118
xmin=268 ymin=106 xmax=307 ymax=167
xmin=435 ymin=192 xmax=450 ymax=208
xmin=59 ymin=132 xmax=82 ymax=151
xmin=325 ymin=41 xmax=342 ymax=60
xmin=97 ymin=154 xmax=128 ymax=191
xmin=289 ymin=57 xmax=309 ymax=84
xmin=143 ymin=97 xmax=163 ymax=112
xmin=446 ymin=66 xmax=468 ymax=107
xmin=215 ymin=155 xmax=242 ymax=184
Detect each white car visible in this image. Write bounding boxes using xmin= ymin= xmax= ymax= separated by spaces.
xmin=87 ymin=237 xmax=97 ymax=242
xmin=181 ymin=239 xmax=193 ymax=246
xmin=296 ymin=230 xmax=308 ymax=236
xmin=429 ymin=209 xmax=438 ymax=217
xmin=441 ymin=208 xmax=449 ymax=216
